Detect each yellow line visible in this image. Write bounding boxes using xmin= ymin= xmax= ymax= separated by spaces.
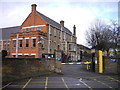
xmin=21 ymin=78 xmax=32 ymax=90
xmin=94 ymin=79 xmax=115 ymax=90
xmin=1 ymin=82 xmax=12 ymax=89
xmin=79 ymin=78 xmax=93 ymax=90
xmin=45 ymin=77 xmax=48 ymax=90
xmin=61 ymin=77 xmax=69 ymax=90
xmin=106 ymin=76 xmax=120 ymax=82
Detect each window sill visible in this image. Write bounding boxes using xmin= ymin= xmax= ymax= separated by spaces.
xmin=25 ymin=47 xmax=29 ymax=49
xmin=32 ymin=47 xmax=36 ymax=49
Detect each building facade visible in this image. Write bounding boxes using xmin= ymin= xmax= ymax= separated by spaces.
xmin=0 ymin=26 xmax=20 ymax=57
xmin=9 ymin=4 xmax=77 ymax=61
xmin=77 ymin=44 xmax=91 ymax=62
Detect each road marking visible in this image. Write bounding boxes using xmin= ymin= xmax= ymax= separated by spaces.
xmin=61 ymin=77 xmax=69 ymax=90
xmin=94 ymin=79 xmax=115 ymax=90
xmin=106 ymin=76 xmax=120 ymax=82
xmin=79 ymin=78 xmax=93 ymax=90
xmin=45 ymin=77 xmax=48 ymax=90
xmin=22 ymin=78 xmax=32 ymax=90
xmin=1 ymin=82 xmax=12 ymax=89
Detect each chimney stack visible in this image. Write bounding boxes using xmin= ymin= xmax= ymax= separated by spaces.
xmin=31 ymin=4 xmax=37 ymax=12
xmin=60 ymin=20 xmax=64 ymax=27
xmin=73 ymin=25 xmax=76 ymax=36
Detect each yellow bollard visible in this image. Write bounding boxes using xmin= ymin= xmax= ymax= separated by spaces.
xmin=98 ymin=50 xmax=103 ymax=73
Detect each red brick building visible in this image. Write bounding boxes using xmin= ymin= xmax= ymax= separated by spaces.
xmin=9 ymin=4 xmax=77 ymax=61
xmin=0 ymin=26 xmax=20 ymax=57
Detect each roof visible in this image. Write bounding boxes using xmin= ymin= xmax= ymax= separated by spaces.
xmin=0 ymin=26 xmax=21 ymax=40
xmin=77 ymin=44 xmax=91 ymax=50
xmin=37 ymin=11 xmax=72 ymax=35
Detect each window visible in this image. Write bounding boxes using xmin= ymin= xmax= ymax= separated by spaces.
xmin=13 ymin=40 xmax=16 ymax=48
xmin=37 ymin=27 xmax=41 ymax=31
xmin=32 ymin=39 xmax=36 ymax=48
xmin=19 ymin=40 xmax=22 ymax=48
xmin=8 ymin=41 xmax=10 ymax=50
xmin=62 ymin=44 xmax=65 ymax=51
xmin=25 ymin=39 xmax=29 ymax=48
xmin=69 ymin=44 xmax=76 ymax=51
xmin=54 ymin=41 xmax=56 ymax=49
xmin=58 ymin=31 xmax=61 ymax=39
xmin=49 ymin=26 xmax=52 ymax=35
xmin=71 ymin=36 xmax=73 ymax=42
xmin=26 ymin=28 xmax=29 ymax=32
xmin=69 ymin=44 xmax=71 ymax=50
xmin=41 ymin=40 xmax=44 ymax=49
xmin=3 ymin=41 xmax=6 ymax=50
xmin=64 ymin=32 xmax=66 ymax=41
xmin=54 ymin=28 xmax=56 ymax=36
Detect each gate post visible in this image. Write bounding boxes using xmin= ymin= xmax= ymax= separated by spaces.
xmin=98 ymin=50 xmax=103 ymax=73
xmin=54 ymin=50 xmax=62 ymax=73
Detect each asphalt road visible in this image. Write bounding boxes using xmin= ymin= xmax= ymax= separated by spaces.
xmin=1 ymin=64 xmax=120 ymax=89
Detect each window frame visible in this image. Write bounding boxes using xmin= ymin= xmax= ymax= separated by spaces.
xmin=37 ymin=26 xmax=41 ymax=31
xmin=54 ymin=28 xmax=56 ymax=37
xmin=13 ymin=40 xmax=16 ymax=48
xmin=26 ymin=28 xmax=29 ymax=32
xmin=41 ymin=40 xmax=45 ymax=49
xmin=19 ymin=40 xmax=22 ymax=48
xmin=25 ymin=39 xmax=29 ymax=48
xmin=32 ymin=39 xmax=36 ymax=48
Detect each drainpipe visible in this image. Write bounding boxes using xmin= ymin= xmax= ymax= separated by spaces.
xmin=60 ymin=26 xmax=63 ymax=49
xmin=16 ymin=34 xmax=18 ymax=58
xmin=48 ymin=24 xmax=50 ymax=53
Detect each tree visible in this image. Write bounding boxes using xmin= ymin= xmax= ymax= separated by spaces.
xmin=108 ymin=20 xmax=120 ymax=56
xmin=86 ymin=19 xmax=114 ymax=51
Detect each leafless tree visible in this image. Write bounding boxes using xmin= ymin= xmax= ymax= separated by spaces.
xmin=86 ymin=19 xmax=115 ymax=51
xmin=108 ymin=20 xmax=120 ymax=54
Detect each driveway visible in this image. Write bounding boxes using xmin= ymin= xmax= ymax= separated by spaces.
xmin=1 ymin=64 xmax=120 ymax=89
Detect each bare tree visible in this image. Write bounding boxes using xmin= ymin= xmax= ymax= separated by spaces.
xmin=108 ymin=20 xmax=120 ymax=54
xmin=86 ymin=19 xmax=114 ymax=51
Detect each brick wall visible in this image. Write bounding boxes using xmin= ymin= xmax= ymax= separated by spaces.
xmin=2 ymin=58 xmax=55 ymax=83
xmin=103 ymin=57 xmax=119 ymax=74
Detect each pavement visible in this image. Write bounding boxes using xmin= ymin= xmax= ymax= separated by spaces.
xmin=1 ymin=64 xmax=120 ymax=90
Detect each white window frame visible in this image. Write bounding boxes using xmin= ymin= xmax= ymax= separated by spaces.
xmin=13 ymin=40 xmax=16 ymax=48
xmin=31 ymin=53 xmax=36 ymax=55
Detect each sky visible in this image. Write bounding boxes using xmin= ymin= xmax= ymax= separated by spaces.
xmin=0 ymin=0 xmax=119 ymax=47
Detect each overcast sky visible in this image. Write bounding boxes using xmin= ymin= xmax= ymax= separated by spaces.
xmin=0 ymin=0 xmax=119 ymax=46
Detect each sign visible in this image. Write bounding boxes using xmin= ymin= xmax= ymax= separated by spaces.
xmin=42 ymin=54 xmax=54 ymax=58
xmin=111 ymin=59 xmax=117 ymax=62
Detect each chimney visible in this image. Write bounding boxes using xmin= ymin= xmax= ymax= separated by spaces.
xmin=73 ymin=25 xmax=76 ymax=36
xmin=60 ymin=20 xmax=64 ymax=27
xmin=31 ymin=4 xmax=37 ymax=12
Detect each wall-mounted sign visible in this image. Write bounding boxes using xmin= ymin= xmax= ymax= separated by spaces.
xmin=111 ymin=59 xmax=117 ymax=62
